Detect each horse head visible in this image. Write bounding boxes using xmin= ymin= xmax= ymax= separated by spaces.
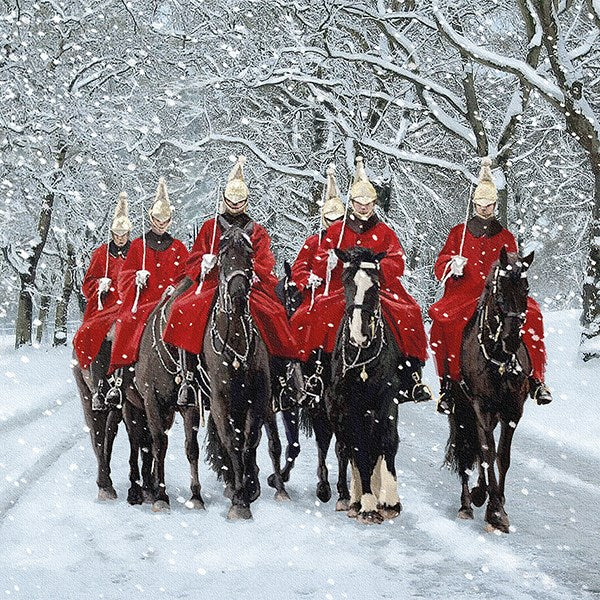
xmin=488 ymin=246 xmax=534 ymax=355
xmin=334 ymin=246 xmax=386 ymax=347
xmin=217 ymin=217 xmax=254 ymax=313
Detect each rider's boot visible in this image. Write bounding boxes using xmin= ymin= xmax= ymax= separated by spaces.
xmin=105 ymin=368 xmax=124 ymax=408
xmin=529 ymin=377 xmax=552 ymax=405
xmin=177 ymin=349 xmax=198 ymax=407
xmin=410 ymin=368 xmax=433 ymax=403
xmin=436 ymin=376 xmax=454 ymax=415
xmin=91 ymin=378 xmax=108 ymax=411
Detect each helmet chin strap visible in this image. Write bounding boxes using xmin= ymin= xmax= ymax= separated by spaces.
xmin=353 ymin=208 xmax=374 ymax=221
xmin=224 ymin=197 xmax=248 ymax=215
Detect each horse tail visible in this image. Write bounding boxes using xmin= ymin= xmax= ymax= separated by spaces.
xmin=204 ymin=414 xmax=233 ymax=482
xmin=299 ymin=406 xmax=314 ymax=437
xmin=444 ymin=389 xmax=479 ymax=475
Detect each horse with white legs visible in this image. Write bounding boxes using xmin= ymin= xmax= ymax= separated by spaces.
xmin=328 ymin=246 xmax=417 ymax=524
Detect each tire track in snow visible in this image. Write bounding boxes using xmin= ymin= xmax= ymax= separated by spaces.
xmin=0 ymin=390 xmax=74 ymax=437
xmin=0 ymin=424 xmax=85 ymax=521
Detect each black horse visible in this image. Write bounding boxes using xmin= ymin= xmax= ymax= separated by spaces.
xmin=203 ymin=219 xmax=290 ymax=520
xmin=276 ymin=261 xmax=339 ymax=505
xmin=132 ymin=276 xmax=206 ymax=512
xmin=73 ymin=338 xmax=153 ymax=504
xmin=445 ymin=247 xmax=534 ymax=533
xmin=329 ymin=246 xmax=416 ymax=524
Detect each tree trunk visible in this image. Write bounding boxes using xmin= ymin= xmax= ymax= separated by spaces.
xmin=15 ymin=278 xmax=34 ymax=348
xmin=35 ymin=293 xmax=51 ymax=344
xmin=580 ymin=160 xmax=600 ymax=361
xmin=53 ymin=242 xmax=75 ymax=346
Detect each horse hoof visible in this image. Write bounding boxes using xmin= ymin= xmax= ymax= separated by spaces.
xmin=357 ymin=510 xmax=384 ymax=525
xmin=267 ymin=474 xmax=277 ymax=489
xmin=185 ymin=498 xmax=205 ymax=510
xmin=98 ymin=487 xmax=117 ymax=501
xmin=316 ymin=482 xmax=332 ymax=503
xmin=335 ymin=499 xmax=350 ymax=512
xmin=378 ymin=502 xmax=402 ymax=520
xmin=346 ymin=502 xmax=361 ymax=518
xmin=458 ymin=507 xmax=474 ymax=520
xmin=227 ymin=505 xmax=252 ymax=520
xmin=274 ymin=490 xmax=291 ymax=502
xmin=142 ymin=489 xmax=155 ymax=504
xmin=471 ymin=486 xmax=487 ymax=507
xmin=152 ymin=500 xmax=170 ymax=512
xmin=127 ymin=486 xmax=143 ymax=506
xmin=485 ymin=509 xmax=510 ymax=533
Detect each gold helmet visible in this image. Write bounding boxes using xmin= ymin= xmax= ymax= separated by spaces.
xmin=321 ymin=163 xmax=345 ymax=228
xmin=350 ymin=156 xmax=377 ymax=204
xmin=473 ymin=157 xmax=498 ymax=207
xmin=224 ymin=155 xmax=249 ymax=205
xmin=149 ymin=177 xmax=173 ymax=221
xmin=111 ymin=191 xmax=132 ymax=235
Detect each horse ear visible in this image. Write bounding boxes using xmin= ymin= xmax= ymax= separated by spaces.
xmin=243 ymin=221 xmax=254 ymax=236
xmin=522 ymin=251 xmax=534 ymax=269
xmin=284 ymin=260 xmax=292 ymax=278
xmin=334 ymin=248 xmax=349 ymax=263
xmin=499 ymin=246 xmax=508 ymax=267
xmin=374 ymin=251 xmax=386 ymax=263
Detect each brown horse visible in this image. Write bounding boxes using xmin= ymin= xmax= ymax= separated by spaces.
xmin=445 ymin=247 xmax=534 ymax=532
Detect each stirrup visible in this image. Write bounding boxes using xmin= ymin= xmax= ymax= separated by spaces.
xmin=177 ymin=381 xmax=198 ymax=407
xmin=436 ymin=392 xmax=453 ymax=415
xmin=105 ymin=374 xmax=123 ymax=408
xmin=533 ymin=382 xmax=552 ymax=405
xmin=411 ymin=372 xmax=432 ymax=403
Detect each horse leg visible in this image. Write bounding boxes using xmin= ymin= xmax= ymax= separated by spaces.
xmin=211 ymin=408 xmax=249 ymax=520
xmin=264 ymin=413 xmax=291 ymax=501
xmin=377 ymin=426 xmax=402 ymax=520
xmin=474 ymin=409 xmax=508 ymax=532
xmin=497 ymin=419 xmax=518 ymax=509
xmin=75 ymin=366 xmax=117 ymax=500
xmin=312 ymin=408 xmax=333 ymax=503
xmin=279 ymin=408 xmax=301 ymax=483
xmin=181 ymin=406 xmax=205 ymax=509
xmin=122 ymin=401 xmax=144 ymax=505
xmin=334 ymin=436 xmax=351 ymax=512
xmin=470 ymin=462 xmax=488 ymax=508
xmin=144 ymin=390 xmax=172 ymax=511
xmin=354 ymin=450 xmax=384 ymax=525
xmin=241 ymin=411 xmax=263 ymax=507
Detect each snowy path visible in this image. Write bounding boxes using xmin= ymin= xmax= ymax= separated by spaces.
xmin=0 ymin=311 xmax=598 ymax=599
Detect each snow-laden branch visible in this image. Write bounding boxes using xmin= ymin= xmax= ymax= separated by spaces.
xmin=433 ymin=6 xmax=564 ymax=105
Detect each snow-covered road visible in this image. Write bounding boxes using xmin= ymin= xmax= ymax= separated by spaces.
xmin=0 ymin=311 xmax=598 ymax=600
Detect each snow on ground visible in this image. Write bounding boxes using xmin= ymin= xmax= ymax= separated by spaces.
xmin=0 ymin=310 xmax=598 ymax=600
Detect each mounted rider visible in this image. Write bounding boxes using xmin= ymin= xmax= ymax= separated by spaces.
xmin=73 ymin=192 xmax=132 ymax=410
xmin=296 ymin=156 xmax=432 ymax=403
xmin=162 ymin=156 xmax=303 ymax=406
xmin=429 ymin=157 xmax=552 ymax=414
xmin=105 ymin=178 xmax=189 ymax=405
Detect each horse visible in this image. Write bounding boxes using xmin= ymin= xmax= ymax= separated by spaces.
xmin=73 ymin=336 xmax=153 ymax=505
xmin=203 ymin=218 xmax=290 ymax=520
xmin=444 ymin=246 xmax=534 ymax=533
xmin=328 ymin=246 xmax=415 ymax=524
xmin=132 ymin=276 xmax=206 ymax=512
xmin=276 ymin=261 xmax=338 ymax=504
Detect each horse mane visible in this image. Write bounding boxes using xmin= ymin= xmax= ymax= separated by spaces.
xmin=342 ymin=246 xmax=379 ymax=265
xmin=477 ymin=251 xmax=525 ymax=310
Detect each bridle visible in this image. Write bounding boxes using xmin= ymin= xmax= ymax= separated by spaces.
xmin=477 ymin=264 xmax=527 ymax=375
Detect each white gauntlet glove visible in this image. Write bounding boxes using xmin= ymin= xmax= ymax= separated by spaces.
xmin=307 ymin=272 xmax=323 ymax=290
xmin=135 ymin=269 xmax=150 ymax=288
xmin=449 ymin=255 xmax=467 ymax=277
xmin=98 ymin=277 xmax=112 ymax=294
xmin=327 ymin=249 xmax=338 ymax=271
xmin=201 ymin=253 xmax=217 ymax=276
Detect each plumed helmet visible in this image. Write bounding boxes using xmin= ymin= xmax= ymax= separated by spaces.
xmin=321 ymin=163 xmax=345 ymax=228
xmin=349 ymin=156 xmax=377 ymax=204
xmin=111 ymin=191 xmax=132 ymax=235
xmin=224 ymin=155 xmax=249 ymax=204
xmin=473 ymin=157 xmax=498 ymax=207
xmin=149 ymin=177 xmax=173 ymax=221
